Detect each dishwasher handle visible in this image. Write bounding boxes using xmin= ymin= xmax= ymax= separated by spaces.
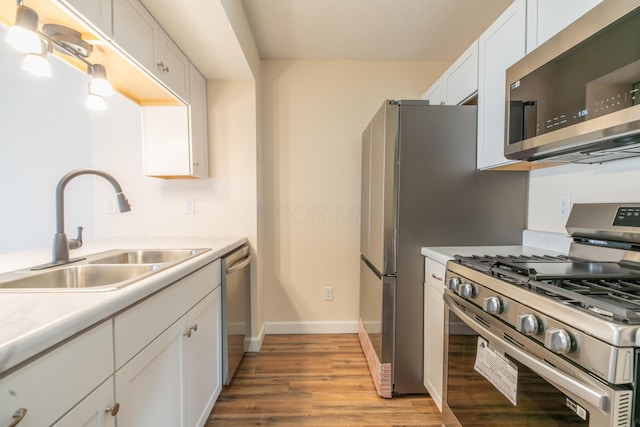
xmin=226 ymin=255 xmax=250 ymax=273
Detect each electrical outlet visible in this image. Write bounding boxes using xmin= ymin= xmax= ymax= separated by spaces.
xmin=324 ymin=286 xmax=333 ymax=301
xmin=558 ymin=195 xmax=571 ymax=219
xmin=184 ymin=198 xmax=195 ymax=215
xmin=105 ymin=198 xmax=116 ymax=215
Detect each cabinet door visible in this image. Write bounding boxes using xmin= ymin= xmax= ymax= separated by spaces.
xmin=188 ymin=64 xmax=209 ymax=178
xmin=59 ymin=0 xmax=113 ymax=40
xmin=187 ymin=287 xmax=222 ymax=427
xmin=142 ymin=105 xmax=191 ymax=178
xmin=423 ymin=258 xmax=445 ymax=412
xmin=0 ymin=321 xmax=113 ymax=427
xmin=421 ymin=77 xmax=445 ymax=105
xmin=115 ymin=318 xmax=188 ymax=427
xmin=112 ymin=0 xmax=159 ymax=75
xmin=155 ymin=33 xmax=190 ymax=102
xmin=52 ymin=377 xmax=116 ymax=427
xmin=477 ymin=0 xmax=526 ymax=169
xmin=444 ymin=40 xmax=479 ymax=106
xmin=526 ymin=0 xmax=603 ymax=52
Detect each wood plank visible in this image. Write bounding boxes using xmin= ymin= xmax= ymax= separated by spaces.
xmin=207 ymin=334 xmax=441 ymax=426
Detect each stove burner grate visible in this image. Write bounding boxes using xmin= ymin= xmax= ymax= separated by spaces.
xmin=453 ymin=254 xmax=640 ymax=323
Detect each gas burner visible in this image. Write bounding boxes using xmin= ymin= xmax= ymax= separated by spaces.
xmin=454 ymin=253 xmax=640 ymax=323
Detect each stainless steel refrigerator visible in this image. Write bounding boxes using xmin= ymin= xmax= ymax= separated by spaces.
xmin=359 ymin=100 xmax=527 ymax=396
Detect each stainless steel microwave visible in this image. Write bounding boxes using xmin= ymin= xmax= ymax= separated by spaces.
xmin=505 ymin=0 xmax=640 ymax=164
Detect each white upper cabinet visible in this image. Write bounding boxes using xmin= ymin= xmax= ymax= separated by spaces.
xmin=142 ymin=63 xmax=209 ymax=179
xmin=112 ymin=0 xmax=190 ymax=102
xmin=112 ymin=0 xmax=157 ymax=74
xmin=421 ymin=76 xmax=445 ymax=105
xmin=155 ymin=30 xmax=190 ymax=103
xmin=476 ymin=0 xmax=527 ymax=170
xmin=421 ymin=40 xmax=478 ymax=106
xmin=58 ymin=0 xmax=113 ymax=40
xmin=526 ymin=0 xmax=603 ymax=53
xmin=444 ymin=40 xmax=479 ymax=105
xmin=188 ymin=64 xmax=209 ymax=178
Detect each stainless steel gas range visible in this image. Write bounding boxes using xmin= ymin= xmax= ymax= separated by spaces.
xmin=443 ymin=203 xmax=640 ymax=427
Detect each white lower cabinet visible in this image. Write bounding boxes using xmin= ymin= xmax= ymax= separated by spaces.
xmin=115 ymin=317 xmax=188 ymax=426
xmin=0 ymin=321 xmax=113 ymax=426
xmin=423 ymin=257 xmax=446 ymax=412
xmin=115 ymin=287 xmax=222 ymax=427
xmin=114 ymin=260 xmax=222 ymax=427
xmin=53 ymin=377 xmax=117 ymax=427
xmin=188 ymin=287 xmax=222 ymax=427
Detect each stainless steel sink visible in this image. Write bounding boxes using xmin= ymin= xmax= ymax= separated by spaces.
xmin=0 ymin=248 xmax=209 ymax=292
xmin=88 ymin=249 xmax=207 ymax=265
xmin=0 ymin=264 xmax=162 ymax=291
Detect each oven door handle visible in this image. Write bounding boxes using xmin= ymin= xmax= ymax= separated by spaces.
xmin=444 ymin=294 xmax=608 ymax=410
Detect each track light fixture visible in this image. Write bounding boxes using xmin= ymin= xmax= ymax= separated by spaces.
xmin=5 ymin=0 xmax=113 ymax=110
xmin=6 ymin=4 xmax=40 ymax=54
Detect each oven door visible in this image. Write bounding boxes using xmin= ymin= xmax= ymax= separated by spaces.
xmin=443 ymin=293 xmax=633 ymax=427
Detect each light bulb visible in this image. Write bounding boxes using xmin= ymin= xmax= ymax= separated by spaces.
xmin=86 ymin=93 xmax=106 ymax=111
xmin=22 ymin=52 xmax=51 ymax=77
xmin=89 ymin=77 xmax=113 ymax=97
xmin=6 ymin=6 xmax=41 ymax=54
xmin=88 ymin=64 xmax=113 ymax=96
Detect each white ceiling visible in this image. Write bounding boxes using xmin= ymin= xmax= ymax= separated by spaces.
xmin=140 ymin=0 xmax=513 ymax=80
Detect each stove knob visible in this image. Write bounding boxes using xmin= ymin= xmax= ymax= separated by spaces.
xmin=456 ymin=283 xmax=474 ymax=299
xmin=545 ymin=328 xmax=573 ymax=354
xmin=517 ymin=314 xmax=539 ymax=336
xmin=483 ymin=296 xmax=503 ymax=314
xmin=447 ymin=277 xmax=460 ymax=291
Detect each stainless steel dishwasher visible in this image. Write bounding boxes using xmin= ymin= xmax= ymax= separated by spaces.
xmin=221 ymin=244 xmax=251 ymax=384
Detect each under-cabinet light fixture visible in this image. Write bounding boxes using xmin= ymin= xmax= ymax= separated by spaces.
xmin=5 ymin=0 xmax=113 ymax=110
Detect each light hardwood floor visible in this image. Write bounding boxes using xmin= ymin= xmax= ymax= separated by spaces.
xmin=207 ymin=334 xmax=442 ymax=426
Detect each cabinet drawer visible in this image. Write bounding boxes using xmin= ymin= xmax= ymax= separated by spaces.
xmin=0 ymin=321 xmax=113 ymax=427
xmin=114 ymin=260 xmax=221 ymax=369
xmin=425 ymin=257 xmax=446 ymax=294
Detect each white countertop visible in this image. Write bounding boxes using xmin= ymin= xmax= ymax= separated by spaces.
xmin=0 ymin=237 xmax=247 ymax=375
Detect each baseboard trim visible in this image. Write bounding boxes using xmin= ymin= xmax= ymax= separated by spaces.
xmin=246 ymin=323 xmax=265 ymax=352
xmin=265 ymin=321 xmax=359 ymax=335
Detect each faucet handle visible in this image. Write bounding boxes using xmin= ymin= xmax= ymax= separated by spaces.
xmin=68 ymin=226 xmax=83 ymax=250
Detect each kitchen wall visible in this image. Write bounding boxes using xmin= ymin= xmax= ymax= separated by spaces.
xmin=528 ymin=158 xmax=640 ymax=233
xmin=260 ymin=59 xmax=447 ymax=332
xmin=0 ymin=25 xmax=95 ymax=254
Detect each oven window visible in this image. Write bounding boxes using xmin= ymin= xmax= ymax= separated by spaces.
xmin=446 ymin=311 xmax=589 ymax=426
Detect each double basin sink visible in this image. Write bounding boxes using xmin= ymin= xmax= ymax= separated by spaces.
xmin=0 ymin=248 xmax=209 ymax=292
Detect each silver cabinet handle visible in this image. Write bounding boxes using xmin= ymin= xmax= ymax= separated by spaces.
xmin=156 ymin=61 xmax=169 ymax=73
xmin=8 ymin=408 xmax=27 ymax=427
xmin=444 ymin=295 xmax=607 ymax=410
xmin=431 ymin=273 xmax=443 ymax=281
xmin=105 ymin=403 xmax=120 ymax=416
xmin=184 ymin=324 xmax=198 ymax=337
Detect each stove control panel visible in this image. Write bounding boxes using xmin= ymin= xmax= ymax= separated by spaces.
xmin=613 ymin=206 xmax=640 ymax=227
